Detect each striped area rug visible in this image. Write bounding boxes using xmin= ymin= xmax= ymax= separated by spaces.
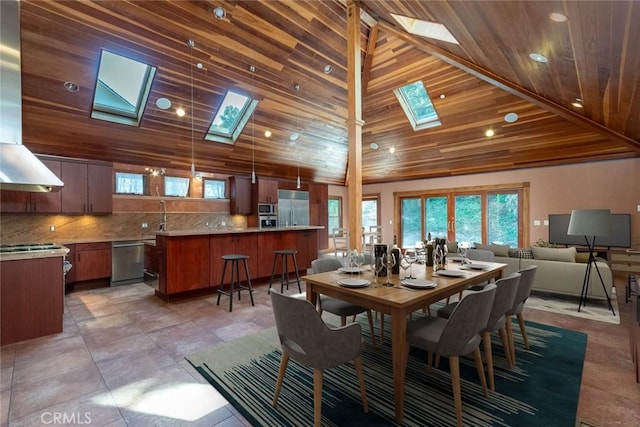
xmin=187 ymin=314 xmax=586 ymax=426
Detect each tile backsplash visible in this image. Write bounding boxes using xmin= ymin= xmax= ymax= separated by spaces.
xmin=0 ymin=213 xmax=246 ymax=244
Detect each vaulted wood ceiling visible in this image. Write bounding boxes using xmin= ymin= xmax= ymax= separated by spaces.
xmin=18 ymin=0 xmax=640 ymax=185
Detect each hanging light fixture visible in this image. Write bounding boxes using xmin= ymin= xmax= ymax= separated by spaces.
xmin=250 ymin=65 xmax=256 ymax=184
xmin=188 ymin=39 xmax=197 ymax=178
xmin=296 ymin=166 xmax=301 ymax=189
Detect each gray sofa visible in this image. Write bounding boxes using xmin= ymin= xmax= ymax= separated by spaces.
xmin=474 ymin=244 xmax=613 ymax=300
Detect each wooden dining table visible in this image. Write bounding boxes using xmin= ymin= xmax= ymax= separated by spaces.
xmin=303 ymin=260 xmax=507 ymax=424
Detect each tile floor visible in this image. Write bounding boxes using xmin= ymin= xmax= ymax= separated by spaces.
xmin=1 ymin=275 xmax=639 ymax=426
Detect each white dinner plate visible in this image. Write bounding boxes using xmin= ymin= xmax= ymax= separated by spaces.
xmin=338 ymin=266 xmax=367 ymax=274
xmin=402 ymin=279 xmax=437 ymax=289
xmin=435 ymin=269 xmax=467 ymax=277
xmin=461 ymin=263 xmax=489 ymax=270
xmin=337 ymin=278 xmax=370 ymax=288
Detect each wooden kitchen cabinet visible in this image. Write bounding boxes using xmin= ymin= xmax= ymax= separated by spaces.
xmin=61 ymin=161 xmax=113 ymax=213
xmin=210 ymin=233 xmax=258 ymax=285
xmin=257 ymin=231 xmax=297 ymax=278
xmin=66 ymin=242 xmax=111 ymax=284
xmin=296 ymin=229 xmax=319 ymax=271
xmin=229 ymin=175 xmax=252 ymax=215
xmin=0 ymin=159 xmax=62 ymax=213
xmin=254 ymin=178 xmax=278 ymax=203
xmin=308 ymin=183 xmax=328 ymax=249
xmin=157 ymin=235 xmax=210 ymax=297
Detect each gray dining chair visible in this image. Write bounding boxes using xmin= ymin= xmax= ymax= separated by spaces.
xmin=506 ymin=265 xmax=538 ymax=364
xmin=270 ymin=290 xmax=368 ymax=427
xmin=311 ymin=258 xmax=377 ymax=347
xmin=407 ymin=283 xmax=497 ymax=427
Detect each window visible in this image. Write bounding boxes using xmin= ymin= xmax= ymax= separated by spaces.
xmin=115 ymin=172 xmax=144 ymax=195
xmin=361 ymin=197 xmax=379 ymax=231
xmin=398 ymin=184 xmax=528 ymax=249
xmin=92 ymin=50 xmax=156 ymax=126
xmin=206 ymin=91 xmax=258 ymax=144
xmin=164 ymin=176 xmax=189 ymax=197
xmin=328 ymin=197 xmax=342 ymax=235
xmin=204 ymin=179 xmax=226 ymax=199
xmin=394 ymin=80 xmax=441 ymax=131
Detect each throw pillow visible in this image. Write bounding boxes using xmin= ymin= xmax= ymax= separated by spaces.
xmin=575 ymin=252 xmax=597 ymax=263
xmin=510 ymin=248 xmax=534 ymax=259
xmin=474 ymin=242 xmax=511 ymax=257
xmin=531 ymin=246 xmax=577 ymax=262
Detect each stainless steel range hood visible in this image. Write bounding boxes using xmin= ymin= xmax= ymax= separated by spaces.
xmin=0 ymin=0 xmax=63 ymax=193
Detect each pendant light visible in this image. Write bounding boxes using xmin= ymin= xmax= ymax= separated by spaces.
xmin=250 ymin=65 xmax=256 ymax=184
xmin=296 ymin=166 xmax=301 ymax=189
xmin=188 ymin=39 xmax=196 ymax=178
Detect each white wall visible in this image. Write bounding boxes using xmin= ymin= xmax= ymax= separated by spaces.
xmin=329 ymin=157 xmax=640 ymax=248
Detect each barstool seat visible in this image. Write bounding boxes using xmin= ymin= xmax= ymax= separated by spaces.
xmin=268 ymin=249 xmax=302 ymax=294
xmin=216 ymin=254 xmax=254 ymax=311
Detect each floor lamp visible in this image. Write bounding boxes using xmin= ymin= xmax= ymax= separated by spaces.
xmin=567 ymin=209 xmax=616 ymax=315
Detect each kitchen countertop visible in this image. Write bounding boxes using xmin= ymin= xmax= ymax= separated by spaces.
xmin=0 ymin=247 xmax=70 ymax=262
xmin=156 ymin=225 xmax=324 ymax=237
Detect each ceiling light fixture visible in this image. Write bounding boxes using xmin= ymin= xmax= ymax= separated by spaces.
xmin=572 ymin=98 xmax=583 ymax=108
xmin=504 ymin=112 xmax=519 ymax=123
xmin=323 ymin=64 xmax=332 ymax=74
xmin=250 ymin=65 xmax=256 ymax=184
xmin=293 ymin=83 xmax=300 ymax=91
xmin=297 ymin=166 xmax=301 ymax=189
xmin=370 ymin=142 xmax=379 ymax=150
xmin=549 ymin=12 xmax=568 ymax=22
xmin=156 ymin=97 xmax=171 ymax=110
xmin=529 ymin=53 xmax=548 ymax=63
xmin=264 ymin=130 xmax=272 ymax=138
xmin=188 ymin=39 xmax=197 ymax=179
xmin=64 ymin=81 xmax=79 ymax=92
xmin=176 ymin=108 xmax=185 ymax=117
xmin=213 ymin=6 xmax=226 ymax=19
xmin=289 ymin=132 xmax=299 ymax=141
xmin=485 ymin=129 xmax=495 ymax=137
xmin=389 ymin=146 xmax=396 ymax=154
xmin=439 ymin=94 xmax=446 ymax=99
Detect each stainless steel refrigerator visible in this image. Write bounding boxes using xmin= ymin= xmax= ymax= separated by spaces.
xmin=278 ymin=189 xmax=309 ymax=226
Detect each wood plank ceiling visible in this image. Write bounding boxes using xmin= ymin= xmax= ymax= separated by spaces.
xmin=18 ymin=0 xmax=640 ymax=185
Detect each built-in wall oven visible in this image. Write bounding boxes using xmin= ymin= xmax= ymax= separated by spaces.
xmin=259 ymin=215 xmax=278 ymax=228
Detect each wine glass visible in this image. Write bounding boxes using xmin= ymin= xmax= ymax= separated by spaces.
xmin=373 ymin=256 xmax=384 ymax=285
xmin=433 ymin=245 xmax=443 ymax=275
xmin=354 ymin=251 xmax=364 ymax=276
xmin=384 ymin=252 xmax=396 ymax=286
xmin=405 ymin=250 xmax=416 ymax=278
xmin=457 ymin=244 xmax=468 ymax=264
xmin=399 ymin=254 xmax=411 ymax=280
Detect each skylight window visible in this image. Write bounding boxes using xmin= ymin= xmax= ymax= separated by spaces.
xmin=394 ymin=81 xmax=441 ymax=130
xmin=205 ymin=91 xmax=258 ymax=144
xmin=391 ymin=13 xmax=459 ymax=45
xmin=91 ymin=50 xmax=156 ymax=126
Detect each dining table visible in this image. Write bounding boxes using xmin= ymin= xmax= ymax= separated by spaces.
xmin=303 ymin=259 xmax=507 ymax=424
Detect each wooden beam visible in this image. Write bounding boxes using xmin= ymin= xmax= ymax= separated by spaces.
xmin=362 ymin=24 xmax=379 ymax=96
xmin=378 ymin=21 xmax=640 ymax=152
xmin=347 ymin=0 xmax=363 ymax=251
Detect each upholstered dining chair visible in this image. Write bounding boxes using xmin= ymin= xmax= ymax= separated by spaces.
xmin=407 ymin=284 xmax=497 ymax=427
xmin=439 ymin=272 xmax=521 ymax=391
xmin=311 ymin=258 xmax=377 ymax=347
xmin=270 ymin=290 xmax=368 ymax=427
xmin=505 ymin=265 xmax=538 ymax=365
xmin=444 ymin=247 xmax=497 ymax=306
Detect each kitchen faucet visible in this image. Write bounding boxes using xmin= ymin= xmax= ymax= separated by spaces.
xmin=159 ymin=200 xmax=167 ymax=231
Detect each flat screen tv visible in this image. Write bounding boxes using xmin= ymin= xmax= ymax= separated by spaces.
xmin=548 ymin=213 xmax=631 ymax=248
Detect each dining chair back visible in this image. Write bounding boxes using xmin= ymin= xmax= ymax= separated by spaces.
xmin=311 ymin=258 xmax=377 ymax=347
xmin=332 ymin=228 xmax=349 ymax=258
xmin=506 ymin=265 xmax=538 ymax=364
xmin=270 ymin=290 xmax=368 ymax=426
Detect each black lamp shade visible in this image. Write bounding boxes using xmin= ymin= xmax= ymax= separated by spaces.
xmin=567 ymin=209 xmax=612 ymax=237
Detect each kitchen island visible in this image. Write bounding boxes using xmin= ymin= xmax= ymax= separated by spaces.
xmin=0 ymin=245 xmax=69 ymax=345
xmin=155 ymin=226 xmax=322 ymax=300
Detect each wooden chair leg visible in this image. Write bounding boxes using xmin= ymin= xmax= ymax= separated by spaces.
xmin=380 ymin=313 xmax=385 ymax=342
xmin=366 ymin=310 xmax=376 ymax=347
xmin=473 ymin=347 xmax=489 ymax=396
xmin=313 ymin=369 xmax=323 ymax=427
xmin=449 ymin=355 xmax=463 ymax=427
xmin=499 ymin=326 xmax=513 ymax=369
xmin=482 ymin=331 xmax=495 ymax=391
xmin=505 ymin=316 xmax=516 ymax=364
xmin=517 ymin=313 xmax=529 ymax=349
xmin=340 ymin=315 xmax=347 ymax=327
xmin=427 ymin=351 xmax=434 ymax=373
xmin=354 ymin=356 xmax=369 ymax=412
xmin=273 ymin=352 xmax=289 ymax=406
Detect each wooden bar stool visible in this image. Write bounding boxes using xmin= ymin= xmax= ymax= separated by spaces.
xmin=216 ymin=254 xmax=254 ymax=311
xmin=268 ymin=249 xmax=302 ymax=294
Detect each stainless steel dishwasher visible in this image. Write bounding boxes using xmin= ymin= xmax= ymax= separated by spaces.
xmin=111 ymin=241 xmax=145 ymax=286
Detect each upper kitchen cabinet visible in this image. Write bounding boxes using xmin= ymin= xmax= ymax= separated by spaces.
xmin=253 ymin=178 xmax=278 ymax=204
xmin=61 ymin=161 xmax=113 ymax=214
xmin=0 ymin=159 xmax=62 ymax=213
xmin=229 ymin=175 xmax=252 ymax=215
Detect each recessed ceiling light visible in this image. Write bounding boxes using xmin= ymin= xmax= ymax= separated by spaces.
xmin=323 ymin=65 xmax=332 ymax=74
xmin=549 ymin=12 xmax=568 ymax=22
xmin=290 ymin=132 xmax=299 ymax=141
xmin=572 ymin=98 xmax=584 ymax=108
xmin=176 ymin=108 xmax=185 ymax=117
xmin=264 ymin=130 xmax=272 ymax=138
xmin=389 ymin=146 xmax=396 ymax=154
xmin=485 ymin=129 xmax=495 ymax=137
xmin=439 ymin=94 xmax=445 ymax=99
xmin=504 ymin=112 xmax=518 ymax=123
xmin=370 ymin=142 xmax=379 ymax=150
xmin=213 ymin=7 xmax=226 ymax=19
xmin=63 ymin=81 xmax=79 ymax=92
xmin=196 ymin=62 xmax=203 ymax=69
xmin=529 ymin=53 xmax=548 ymax=63
xmin=293 ymin=83 xmax=300 ymax=91
xmin=248 ymin=65 xmax=256 ymax=73
xmin=156 ymin=97 xmax=172 ymax=110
